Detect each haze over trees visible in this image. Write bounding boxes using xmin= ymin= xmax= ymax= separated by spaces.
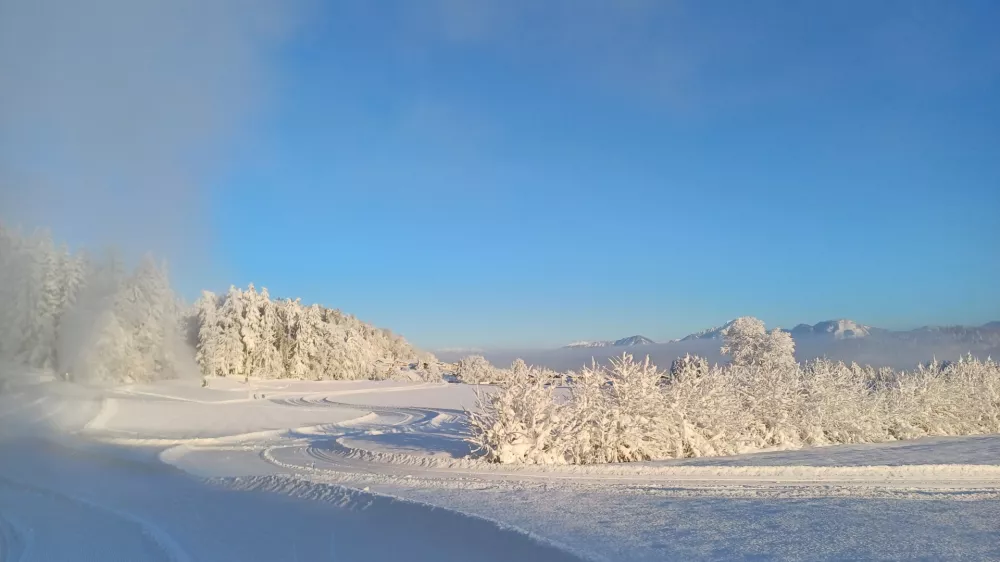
xmin=0 ymin=223 xmax=435 ymax=384
xmin=0 ymin=224 xmax=185 ymax=383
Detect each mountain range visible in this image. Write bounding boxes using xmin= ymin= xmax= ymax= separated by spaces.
xmin=564 ymin=319 xmax=1000 ymax=348
xmin=681 ymin=319 xmax=873 ymax=341
xmin=564 ymin=335 xmax=656 ymax=349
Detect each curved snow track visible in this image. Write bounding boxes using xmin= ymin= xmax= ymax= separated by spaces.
xmin=248 ymin=393 xmax=1000 ymax=497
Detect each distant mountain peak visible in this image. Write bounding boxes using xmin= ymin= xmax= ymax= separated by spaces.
xmin=564 ymin=335 xmax=655 ymax=349
xmin=679 ymin=320 xmax=737 ymax=341
xmin=613 ymin=335 xmax=655 ymax=346
xmin=564 ymin=341 xmax=610 ymax=349
xmin=791 ymin=319 xmax=872 ymax=339
xmin=680 ymin=318 xmax=873 ymax=341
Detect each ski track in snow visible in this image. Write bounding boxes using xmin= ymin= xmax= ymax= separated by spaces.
xmin=180 ymin=390 xmax=1000 ymax=497
xmin=83 ymin=397 xmax=118 ymax=431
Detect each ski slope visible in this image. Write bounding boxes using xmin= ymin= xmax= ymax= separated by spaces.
xmin=2 ymin=376 xmax=999 ymax=561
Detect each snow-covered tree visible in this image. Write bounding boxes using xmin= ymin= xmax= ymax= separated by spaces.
xmin=721 ymin=316 xmax=796 ymax=369
xmin=188 ymin=284 xmax=430 ymax=381
xmin=0 ymin=222 xmax=429 ymax=385
xmin=217 ymin=286 xmax=247 ymax=378
xmin=195 ymin=291 xmax=223 ymax=376
xmin=70 ymin=254 xmax=184 ymax=383
xmin=255 ymin=287 xmax=284 ymax=377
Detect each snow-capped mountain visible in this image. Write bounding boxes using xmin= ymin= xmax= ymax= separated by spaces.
xmin=789 ymin=319 xmax=872 ymax=339
xmin=613 ymin=335 xmax=656 ymax=346
xmin=681 ymin=318 xmax=872 ymax=341
xmin=678 ymin=318 xmax=999 ymax=344
xmin=897 ymin=322 xmax=1000 ymax=344
xmin=564 ymin=335 xmax=655 ymax=349
xmin=678 ymin=320 xmax=737 ymax=341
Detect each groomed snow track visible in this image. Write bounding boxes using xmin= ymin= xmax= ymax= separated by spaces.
xmin=258 ymin=392 xmax=1000 ymax=497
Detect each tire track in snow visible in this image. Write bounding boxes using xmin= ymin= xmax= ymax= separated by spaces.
xmin=258 ymin=395 xmax=1000 ymax=495
xmin=84 ymin=398 xmax=119 ymax=431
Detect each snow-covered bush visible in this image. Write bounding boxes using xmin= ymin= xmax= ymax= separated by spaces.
xmin=466 ymin=359 xmax=566 ymax=464
xmin=454 ymin=355 xmax=498 ymax=384
xmin=563 ymin=355 xmax=676 ymax=463
xmin=668 ymin=353 xmax=709 ymax=382
xmin=468 ymin=317 xmax=1000 ymax=464
xmin=412 ymin=360 xmax=444 ymax=382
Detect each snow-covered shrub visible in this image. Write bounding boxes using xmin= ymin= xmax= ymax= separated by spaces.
xmin=668 ymin=353 xmax=709 ymax=382
xmin=564 ymin=355 xmax=683 ymax=463
xmin=466 ymin=359 xmax=566 ymax=464
xmin=414 ymin=359 xmax=443 ymax=382
xmin=468 ymin=317 xmax=1000 ymax=465
xmin=882 ymin=355 xmax=1000 ymax=438
xmin=454 ymin=355 xmax=498 ymax=384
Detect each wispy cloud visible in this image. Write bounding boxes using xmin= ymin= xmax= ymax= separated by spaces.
xmin=391 ymin=1 xmax=1000 ymax=115
xmin=0 ymin=0 xmax=303 ymax=273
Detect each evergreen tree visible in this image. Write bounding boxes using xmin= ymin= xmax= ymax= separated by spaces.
xmin=195 ymin=291 xmax=223 ymax=376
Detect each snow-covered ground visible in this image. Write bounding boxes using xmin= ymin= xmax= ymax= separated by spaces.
xmin=2 ymin=376 xmax=998 ymax=561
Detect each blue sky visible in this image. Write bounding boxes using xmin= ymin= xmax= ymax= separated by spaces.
xmin=4 ymin=1 xmax=999 ymax=349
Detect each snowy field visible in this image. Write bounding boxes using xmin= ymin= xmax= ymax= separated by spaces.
xmin=1 ymin=375 xmax=999 ymax=561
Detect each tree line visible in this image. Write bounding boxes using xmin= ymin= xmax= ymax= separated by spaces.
xmin=0 ymin=223 xmax=435 ymax=384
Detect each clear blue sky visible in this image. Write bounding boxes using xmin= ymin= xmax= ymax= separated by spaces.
xmin=210 ymin=1 xmax=1000 ymax=349
xmin=6 ymin=1 xmax=997 ymax=350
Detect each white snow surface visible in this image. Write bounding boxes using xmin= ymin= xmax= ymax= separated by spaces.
xmin=2 ymin=375 xmax=999 ymax=561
